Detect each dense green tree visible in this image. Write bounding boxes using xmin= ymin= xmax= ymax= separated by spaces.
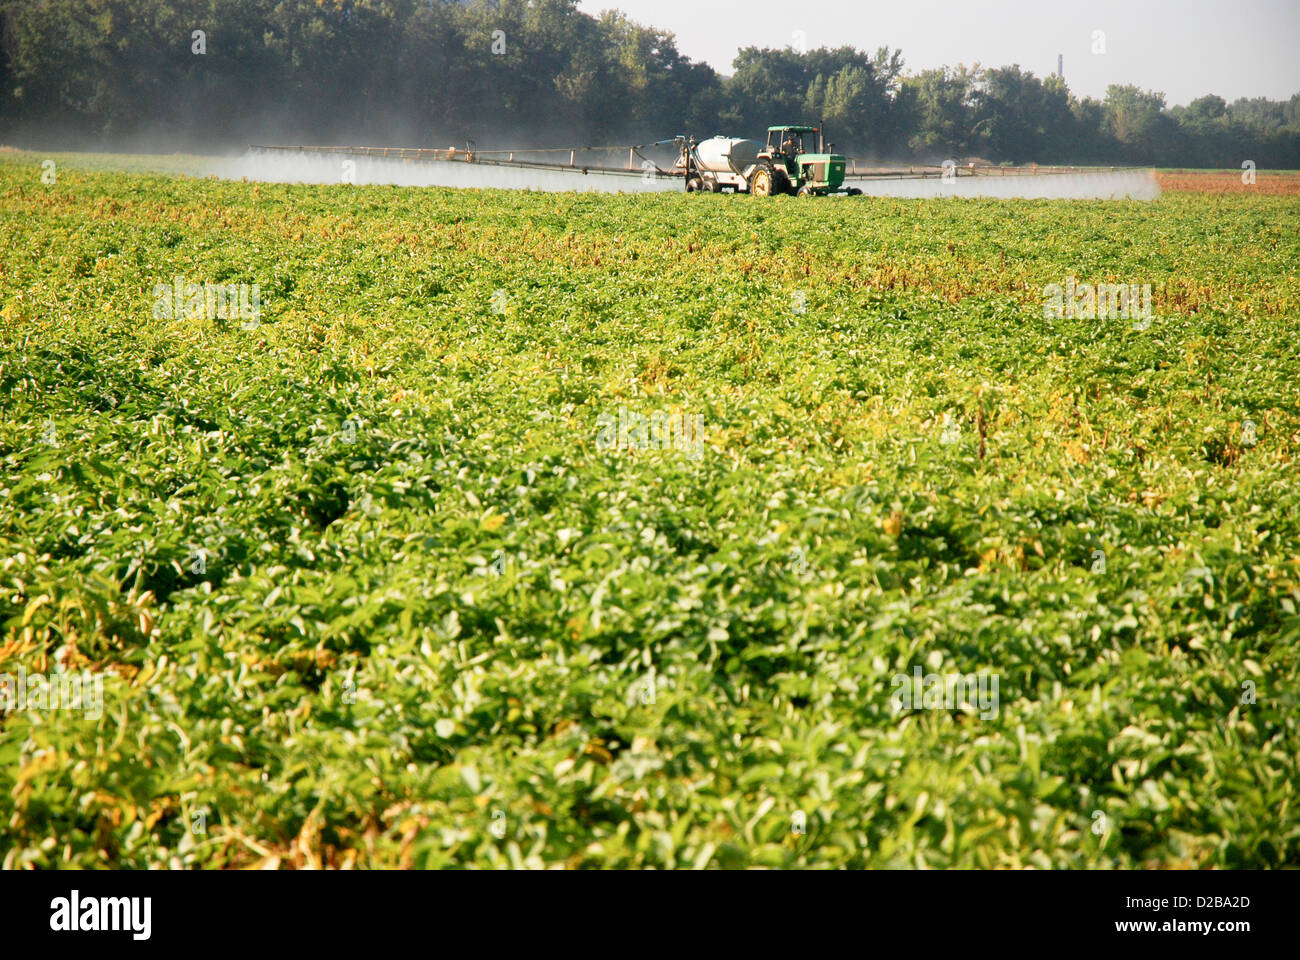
xmin=970 ymin=65 xmax=1074 ymax=163
xmin=0 ymin=0 xmax=1295 ymax=166
xmin=1183 ymin=94 xmax=1227 ymax=123
xmin=898 ymin=65 xmax=979 ymax=158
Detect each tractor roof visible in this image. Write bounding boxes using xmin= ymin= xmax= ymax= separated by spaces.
xmin=768 ymin=125 xmax=818 ymax=133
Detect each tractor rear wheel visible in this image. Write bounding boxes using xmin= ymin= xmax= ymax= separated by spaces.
xmin=750 ymin=163 xmax=791 ymax=196
xmin=686 ymin=177 xmax=703 ymax=192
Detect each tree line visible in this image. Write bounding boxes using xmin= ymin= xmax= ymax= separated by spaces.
xmin=3 ymin=0 xmax=1298 ymax=167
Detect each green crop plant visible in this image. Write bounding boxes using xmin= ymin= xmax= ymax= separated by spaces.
xmin=1 ymin=153 xmax=1297 ymax=869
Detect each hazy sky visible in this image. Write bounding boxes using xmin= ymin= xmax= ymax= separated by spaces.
xmin=577 ymin=0 xmax=1300 ymax=106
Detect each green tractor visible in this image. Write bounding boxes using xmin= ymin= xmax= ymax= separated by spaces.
xmin=678 ymin=125 xmax=864 ymax=196
xmin=749 ymin=125 xmax=862 ymax=197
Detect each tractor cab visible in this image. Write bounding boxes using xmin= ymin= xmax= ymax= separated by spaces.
xmin=765 ymin=125 xmax=820 ymax=168
xmin=756 ymin=125 xmax=849 ymax=196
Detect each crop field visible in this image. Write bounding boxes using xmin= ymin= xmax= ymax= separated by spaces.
xmin=1155 ymin=169 xmax=1300 ymax=195
xmin=1 ymin=152 xmax=1298 ymax=869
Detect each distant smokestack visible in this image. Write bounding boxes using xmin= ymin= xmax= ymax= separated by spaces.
xmin=1057 ymin=54 xmax=1063 ymax=78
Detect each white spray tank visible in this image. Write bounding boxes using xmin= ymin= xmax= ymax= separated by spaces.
xmin=693 ymin=137 xmax=760 ymax=175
